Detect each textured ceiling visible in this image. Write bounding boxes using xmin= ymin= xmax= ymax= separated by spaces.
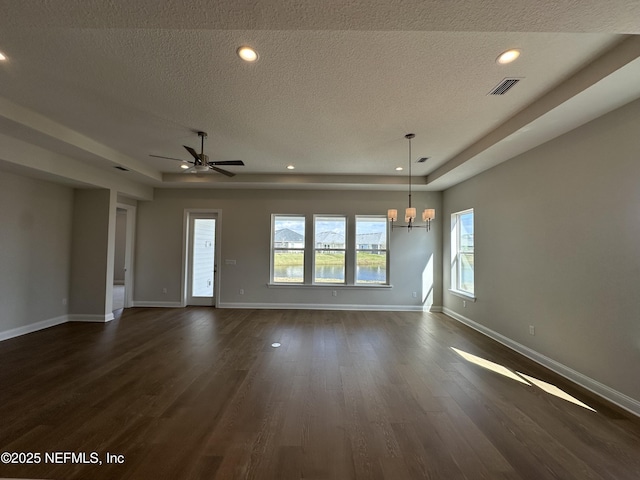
xmin=0 ymin=0 xmax=639 ymax=192
xmin=2 ymin=0 xmax=640 ymax=32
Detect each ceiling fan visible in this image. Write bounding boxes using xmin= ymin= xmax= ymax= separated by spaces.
xmin=150 ymin=131 xmax=245 ymax=177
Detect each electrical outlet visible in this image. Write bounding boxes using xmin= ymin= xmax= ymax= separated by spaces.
xmin=239 ymin=289 xmax=244 ymax=295
xmin=162 ymin=287 xmax=167 ymax=294
xmin=332 ymin=290 xmax=337 ymax=297
xmin=529 ymin=325 xmax=535 ymax=336
xmin=412 ymin=292 xmax=417 ymax=298
xmin=62 ymin=298 xmax=67 ymax=306
xmin=463 ymin=300 xmax=466 ymax=308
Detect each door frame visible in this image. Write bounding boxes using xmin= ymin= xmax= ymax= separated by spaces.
xmin=182 ymin=209 xmax=222 ymax=307
xmin=116 ymin=202 xmax=137 ymax=309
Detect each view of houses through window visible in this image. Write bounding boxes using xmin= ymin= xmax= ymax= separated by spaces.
xmin=314 ymin=215 xmax=347 ymax=283
xmin=272 ymin=215 xmax=305 ymax=283
xmin=355 ymin=216 xmax=387 ymax=284
xmin=271 ymin=214 xmax=388 ymax=285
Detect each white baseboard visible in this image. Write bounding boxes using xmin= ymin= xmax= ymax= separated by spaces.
xmin=132 ymin=301 xmax=183 ymax=308
xmin=68 ymin=313 xmax=114 ymax=323
xmin=0 ymin=315 xmax=69 ymax=341
xmin=218 ymin=302 xmax=442 ymax=312
xmin=443 ymin=308 xmax=640 ymax=418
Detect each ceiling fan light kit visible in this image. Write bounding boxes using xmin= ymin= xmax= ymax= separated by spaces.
xmin=388 ymin=133 xmax=436 ymax=232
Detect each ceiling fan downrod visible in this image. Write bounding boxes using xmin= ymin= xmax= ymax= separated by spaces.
xmin=197 ymin=131 xmax=208 ymax=164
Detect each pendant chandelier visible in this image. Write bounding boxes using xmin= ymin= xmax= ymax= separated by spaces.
xmin=387 ymin=133 xmax=435 ymax=231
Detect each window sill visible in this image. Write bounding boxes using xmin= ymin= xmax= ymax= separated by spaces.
xmin=268 ymin=283 xmax=393 ymax=289
xmin=449 ymin=289 xmax=476 ymax=301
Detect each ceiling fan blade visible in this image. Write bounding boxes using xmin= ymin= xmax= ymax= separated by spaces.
xmin=209 ymin=160 xmax=245 ymax=166
xmin=209 ymin=165 xmax=236 ymax=177
xmin=183 ymin=145 xmax=202 ymax=162
xmin=150 ymin=154 xmax=186 ymax=162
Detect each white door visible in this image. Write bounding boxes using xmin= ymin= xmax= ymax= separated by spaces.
xmin=187 ymin=214 xmax=217 ymax=306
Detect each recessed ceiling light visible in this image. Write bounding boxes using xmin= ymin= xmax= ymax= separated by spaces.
xmin=0 ymin=51 xmax=7 ymax=61
xmin=180 ymin=163 xmax=190 ymax=169
xmin=497 ymin=49 xmax=521 ymax=65
xmin=286 ymin=165 xmax=295 ymax=170
xmin=395 ymin=167 xmax=403 ymax=171
xmin=237 ymin=46 xmax=259 ymax=62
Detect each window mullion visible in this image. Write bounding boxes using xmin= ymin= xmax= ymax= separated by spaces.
xmin=304 ymin=216 xmax=313 ymax=284
xmin=346 ymin=215 xmax=355 ymax=284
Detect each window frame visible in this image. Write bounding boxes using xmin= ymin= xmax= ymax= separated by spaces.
xmin=450 ymin=208 xmax=475 ymax=299
xmin=271 ymin=214 xmax=306 ymax=284
xmin=354 ymin=215 xmax=389 ymax=285
xmin=313 ymin=214 xmax=347 ymax=285
xmin=269 ymin=213 xmax=393 ymax=289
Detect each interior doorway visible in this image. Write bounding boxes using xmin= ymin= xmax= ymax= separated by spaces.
xmin=113 ymin=208 xmax=127 ymax=311
xmin=113 ymin=204 xmax=136 ymax=312
xmin=184 ymin=211 xmax=220 ymax=306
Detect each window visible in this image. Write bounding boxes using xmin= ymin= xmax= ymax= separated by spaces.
xmin=314 ymin=215 xmax=346 ymax=284
xmin=272 ymin=215 xmax=305 ymax=283
xmin=355 ymin=216 xmax=388 ymax=284
xmin=270 ymin=213 xmax=391 ymax=287
xmin=451 ymin=209 xmax=474 ymax=296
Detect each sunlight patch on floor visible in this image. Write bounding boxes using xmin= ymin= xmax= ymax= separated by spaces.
xmin=517 ymin=372 xmax=597 ymax=412
xmin=451 ymin=347 xmax=531 ymax=385
xmin=450 ymin=346 xmax=596 ymax=412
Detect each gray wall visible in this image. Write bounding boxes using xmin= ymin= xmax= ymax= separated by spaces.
xmin=442 ymin=97 xmax=640 ymax=405
xmin=0 ymin=171 xmax=73 ymax=333
xmin=69 ymin=188 xmax=115 ymax=318
xmin=135 ymin=188 xmax=442 ymax=310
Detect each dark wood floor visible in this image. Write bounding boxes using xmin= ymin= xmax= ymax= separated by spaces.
xmin=1 ymin=308 xmax=639 ymax=480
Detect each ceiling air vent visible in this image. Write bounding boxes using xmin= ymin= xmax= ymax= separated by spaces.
xmin=417 ymin=157 xmax=430 ymax=163
xmin=114 ymin=166 xmax=129 ymax=171
xmin=488 ymin=78 xmax=521 ymax=96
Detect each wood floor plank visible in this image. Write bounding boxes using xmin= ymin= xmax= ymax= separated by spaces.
xmin=1 ymin=308 xmax=639 ymax=479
